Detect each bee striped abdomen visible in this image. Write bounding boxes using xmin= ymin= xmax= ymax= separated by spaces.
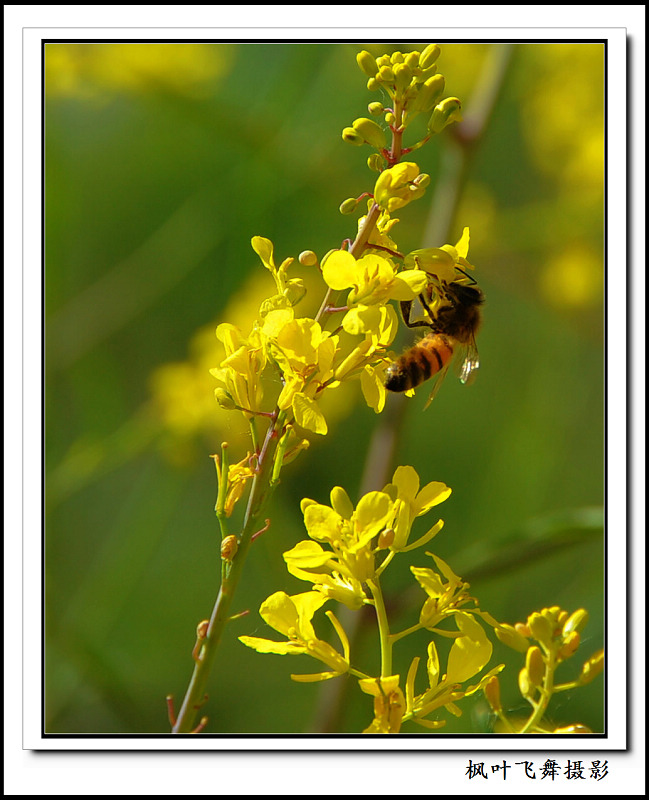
xmin=384 ymin=334 xmax=454 ymax=393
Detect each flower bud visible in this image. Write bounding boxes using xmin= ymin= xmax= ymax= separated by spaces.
xmin=562 ymin=608 xmax=589 ymax=636
xmin=367 ymin=153 xmax=384 ymax=172
xmin=404 ymin=51 xmax=419 ymax=71
xmin=419 ymin=43 xmax=441 ymax=71
xmin=196 ymin=619 xmax=209 ymax=639
xmin=352 ymin=117 xmax=387 ymax=149
xmin=283 ymin=277 xmax=306 ymax=306
xmin=373 ymin=161 xmax=424 ymax=212
xmin=298 ymin=250 xmax=318 ymax=267
xmin=357 ymin=50 xmax=378 ymax=77
xmin=413 ymin=74 xmax=445 ymax=113
xmin=495 ymin=623 xmax=529 ymax=653
xmin=542 ymin=606 xmax=562 ymax=627
xmin=215 ymin=388 xmax=237 ymax=410
xmin=342 ymin=126 xmax=364 ymax=146
xmin=367 ymin=77 xmax=381 ymax=92
xmin=378 ymin=65 xmax=395 ymax=83
xmin=339 ymin=197 xmax=359 ymax=215
xmin=518 ymin=667 xmax=533 ymax=699
xmin=220 ymin=534 xmax=238 ymax=561
xmin=419 ymin=64 xmax=439 ymax=81
xmin=428 ymin=97 xmax=463 ymax=133
xmin=393 ymin=62 xmax=412 ymax=93
xmin=377 ymin=528 xmax=395 ymax=549
xmin=558 ymin=630 xmax=580 ymax=660
xmin=525 ymin=645 xmax=545 ymax=687
xmin=577 ymin=650 xmax=604 ymax=685
xmin=527 ymin=611 xmax=553 ymax=646
xmin=368 ymin=101 xmax=384 ymax=116
xmin=390 ymin=51 xmax=404 ymax=64
xmin=484 ymin=675 xmax=502 ymax=713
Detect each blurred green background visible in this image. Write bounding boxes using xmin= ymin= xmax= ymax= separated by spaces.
xmin=45 ymin=41 xmax=605 ymax=734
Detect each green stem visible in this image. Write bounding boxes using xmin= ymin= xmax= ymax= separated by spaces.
xmin=349 ymin=202 xmax=381 ymax=257
xmin=314 ymin=201 xmax=382 ymax=329
xmin=171 ymin=421 xmax=279 ymax=733
xmin=367 ymin=578 xmax=392 ymax=677
xmin=390 ymin=622 xmax=423 ymax=644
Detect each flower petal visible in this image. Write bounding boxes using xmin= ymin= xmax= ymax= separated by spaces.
xmin=238 ymin=635 xmax=305 ymax=655
xmin=292 ymin=393 xmax=328 ymax=435
xmin=321 ymin=250 xmax=358 ymax=291
xmin=446 ymin=612 xmax=492 ymax=683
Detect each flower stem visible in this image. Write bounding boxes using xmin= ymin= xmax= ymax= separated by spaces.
xmin=367 ymin=578 xmax=392 ymax=677
xmin=171 ymin=421 xmax=279 ymax=733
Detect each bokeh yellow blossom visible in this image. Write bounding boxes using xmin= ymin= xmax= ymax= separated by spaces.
xmin=46 ymin=42 xmax=232 ymax=99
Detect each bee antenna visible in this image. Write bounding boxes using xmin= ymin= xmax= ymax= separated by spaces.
xmin=454 ymin=266 xmax=477 ymax=285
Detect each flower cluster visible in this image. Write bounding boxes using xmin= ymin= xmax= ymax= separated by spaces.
xmin=206 ymin=44 xmax=475 ymax=529
xmin=345 ymin=44 xmax=463 ymax=160
xmin=184 ymin=43 xmax=604 ymax=736
xmin=488 ymin=606 xmax=605 ymax=733
xmin=239 ymin=466 xmax=508 ymax=732
xmin=210 ymin=236 xmax=413 ymax=438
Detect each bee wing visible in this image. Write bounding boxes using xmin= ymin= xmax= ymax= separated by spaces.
xmin=455 ymin=336 xmax=480 ymax=385
xmin=422 ymin=362 xmax=452 ymax=410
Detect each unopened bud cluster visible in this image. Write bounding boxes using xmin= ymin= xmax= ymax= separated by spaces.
xmin=497 ymin=606 xmax=603 ymax=707
xmin=345 ymin=44 xmax=462 ymax=146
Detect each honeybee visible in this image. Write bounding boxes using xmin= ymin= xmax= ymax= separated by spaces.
xmin=384 ymin=271 xmax=484 ymax=408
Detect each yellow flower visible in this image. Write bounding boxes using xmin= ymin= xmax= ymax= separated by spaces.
xmin=223 ymin=453 xmax=256 ymax=517
xmin=262 ymin=315 xmax=338 ymax=436
xmin=238 ymin=591 xmax=349 ymax=681
xmin=403 ymin=227 xmax=475 ymax=284
xmin=283 ymin=487 xmax=395 ymax=606
xmin=373 ymin=162 xmax=427 ymax=212
xmin=359 ymin=676 xmax=406 ymax=734
xmin=282 ymin=540 xmax=367 ymax=609
xmin=411 ymin=553 xmax=475 ymax=629
xmin=406 ymin=622 xmax=502 ymax=727
xmin=252 ymin=236 xmax=306 ymax=316
xmin=321 ymin=250 xmax=427 ymax=334
xmin=210 ymin=323 xmax=266 ymax=416
xmin=385 ymin=465 xmax=451 ymax=551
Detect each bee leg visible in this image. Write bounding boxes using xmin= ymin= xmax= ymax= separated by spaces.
xmin=400 ymin=298 xmax=434 ymax=330
xmin=417 ymin=291 xmax=437 ymax=323
xmin=399 ymin=300 xmax=413 ymax=326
